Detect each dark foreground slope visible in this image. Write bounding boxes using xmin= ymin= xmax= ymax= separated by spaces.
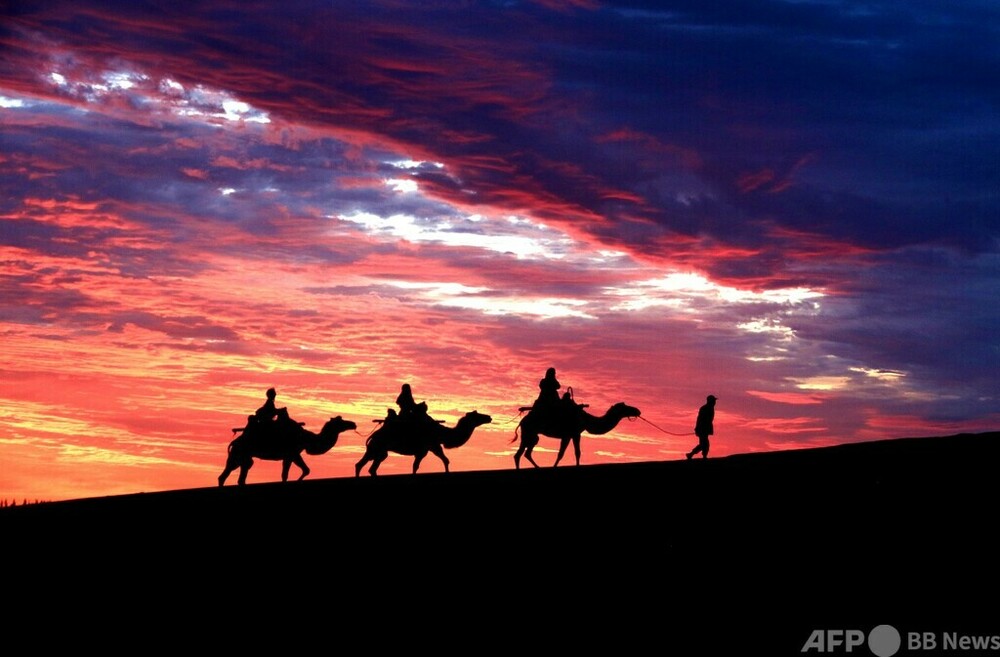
xmin=4 ymin=432 xmax=998 ymax=652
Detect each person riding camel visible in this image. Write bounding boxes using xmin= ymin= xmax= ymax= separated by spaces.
xmin=255 ymin=388 xmax=280 ymax=424
xmin=385 ymin=383 xmax=431 ymax=428
xmin=396 ymin=384 xmax=418 ymax=417
xmin=536 ymin=368 xmax=560 ymax=406
xmin=530 ymin=367 xmax=567 ymax=425
xmin=234 ymin=388 xmax=295 ymax=442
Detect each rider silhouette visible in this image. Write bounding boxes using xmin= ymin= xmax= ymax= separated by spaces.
xmin=531 ymin=368 xmax=566 ymax=424
xmin=396 ymin=384 xmax=418 ymax=416
xmin=536 ymin=368 xmax=561 ymax=408
xmin=255 ymin=388 xmax=280 ymax=423
xmin=248 ymin=387 xmax=296 ymax=441
xmin=386 ymin=383 xmax=432 ymax=429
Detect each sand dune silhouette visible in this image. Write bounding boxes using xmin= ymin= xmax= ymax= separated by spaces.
xmin=5 ymin=431 xmax=994 ymax=652
xmin=7 ymin=431 xmax=996 ymax=534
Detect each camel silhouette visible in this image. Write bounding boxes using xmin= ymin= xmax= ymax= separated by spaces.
xmin=513 ymin=402 xmax=641 ymax=469
xmin=354 ymin=410 xmax=493 ymax=476
xmin=219 ymin=411 xmax=357 ymax=486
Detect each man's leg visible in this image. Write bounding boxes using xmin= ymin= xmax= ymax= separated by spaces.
xmin=687 ymin=436 xmax=702 ymax=459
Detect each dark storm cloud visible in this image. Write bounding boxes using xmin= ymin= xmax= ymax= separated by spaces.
xmin=4 ymin=1 xmax=997 ymax=262
xmin=547 ymin=1 xmax=1000 ymax=251
xmin=788 ymin=248 xmax=1000 ymax=393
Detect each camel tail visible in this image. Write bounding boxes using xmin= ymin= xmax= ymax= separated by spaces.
xmin=510 ymin=422 xmax=521 ymax=445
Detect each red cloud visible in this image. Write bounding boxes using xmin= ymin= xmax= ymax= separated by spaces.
xmin=180 ymin=167 xmax=209 ymax=179
xmin=746 ymin=390 xmax=829 ymax=405
xmin=737 ymin=168 xmax=776 ymax=193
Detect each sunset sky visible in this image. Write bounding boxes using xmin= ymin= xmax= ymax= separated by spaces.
xmin=2 ymin=1 xmax=997 ymax=502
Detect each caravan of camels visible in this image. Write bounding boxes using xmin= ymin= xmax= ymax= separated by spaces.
xmin=218 ymin=369 xmax=641 ymax=486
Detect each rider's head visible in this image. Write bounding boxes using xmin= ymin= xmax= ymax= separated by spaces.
xmin=266 ymin=388 xmax=276 ymax=399
xmin=546 ymin=367 xmax=556 ymax=378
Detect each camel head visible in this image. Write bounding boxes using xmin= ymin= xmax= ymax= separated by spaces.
xmin=322 ymin=415 xmax=357 ymax=435
xmin=305 ymin=415 xmax=357 ymax=455
xmin=439 ymin=410 xmax=493 ymax=450
xmin=611 ymin=402 xmax=641 ymax=419
xmin=461 ymin=410 xmax=493 ymax=428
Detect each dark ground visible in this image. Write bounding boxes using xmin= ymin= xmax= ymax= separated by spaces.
xmin=3 ymin=432 xmax=997 ymax=654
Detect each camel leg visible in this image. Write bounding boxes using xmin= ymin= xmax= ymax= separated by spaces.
xmin=572 ymin=435 xmax=582 ymax=466
xmin=524 ymin=444 xmax=540 ymax=468
xmin=219 ymin=460 xmax=237 ymax=487
xmin=369 ymin=452 xmax=387 ymax=476
xmin=291 ymin=454 xmax=310 ymax=481
xmin=554 ymin=437 xmax=572 ymax=467
xmin=281 ymin=459 xmax=292 ymax=482
xmin=412 ymin=450 xmax=427 ymax=474
xmin=355 ymin=451 xmax=370 ymax=477
xmin=237 ymin=459 xmax=253 ymax=485
xmin=520 ymin=433 xmax=540 ymax=468
xmin=427 ymin=445 xmax=449 ymax=473
xmin=513 ymin=442 xmax=524 ymax=469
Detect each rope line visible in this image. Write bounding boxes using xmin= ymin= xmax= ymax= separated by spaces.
xmin=495 ymin=410 xmax=527 ymax=426
xmin=634 ymin=415 xmax=694 ymax=436
xmin=354 ymin=425 xmax=379 ymax=439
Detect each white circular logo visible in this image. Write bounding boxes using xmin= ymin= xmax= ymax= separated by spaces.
xmin=869 ymin=625 xmax=901 ymax=657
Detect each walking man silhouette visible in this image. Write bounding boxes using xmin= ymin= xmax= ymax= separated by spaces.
xmin=687 ymin=395 xmax=717 ymax=459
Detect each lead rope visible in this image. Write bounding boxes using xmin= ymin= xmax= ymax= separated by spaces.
xmin=634 ymin=415 xmax=694 ymax=436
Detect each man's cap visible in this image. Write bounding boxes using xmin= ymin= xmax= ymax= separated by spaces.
xmin=707 ymin=395 xmax=718 ymax=401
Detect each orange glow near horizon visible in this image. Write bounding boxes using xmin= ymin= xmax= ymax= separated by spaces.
xmin=2 ymin=162 xmax=994 ymax=502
